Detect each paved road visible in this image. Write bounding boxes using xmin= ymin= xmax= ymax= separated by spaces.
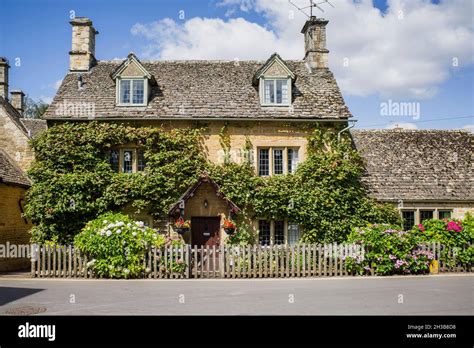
xmin=0 ymin=274 xmax=472 ymax=315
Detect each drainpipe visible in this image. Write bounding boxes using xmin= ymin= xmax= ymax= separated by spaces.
xmin=337 ymin=121 xmax=356 ymax=141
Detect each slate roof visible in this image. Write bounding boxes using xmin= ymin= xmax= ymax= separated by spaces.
xmin=352 ymin=129 xmax=474 ymax=202
xmin=19 ymin=118 xmax=48 ymax=138
xmin=43 ymin=60 xmax=352 ymax=120
xmin=0 ymin=149 xmax=30 ymax=187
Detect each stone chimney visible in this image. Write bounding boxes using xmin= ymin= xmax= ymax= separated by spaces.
xmin=10 ymin=90 xmax=25 ymax=116
xmin=301 ymin=16 xmax=329 ymax=70
xmin=0 ymin=57 xmax=9 ymax=100
xmin=69 ymin=17 xmax=99 ymax=72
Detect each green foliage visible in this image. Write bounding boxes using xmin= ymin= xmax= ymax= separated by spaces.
xmin=413 ymin=215 xmax=473 ymax=268
xmin=23 ymin=96 xmax=49 ymax=119
xmin=74 ymin=212 xmax=164 ymax=278
xmin=27 ymin=123 xmax=399 ymax=244
xmin=345 ymin=224 xmax=433 ymax=275
xmin=26 ymin=122 xmax=206 ymax=243
xmin=212 ymin=128 xmax=400 ymax=243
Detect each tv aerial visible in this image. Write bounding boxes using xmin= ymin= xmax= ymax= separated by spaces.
xmin=288 ymin=0 xmax=335 ymax=18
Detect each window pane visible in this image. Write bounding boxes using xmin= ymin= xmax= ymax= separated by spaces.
xmin=402 ymin=211 xmax=415 ymax=231
xmin=109 ymin=149 xmax=119 ymax=173
xmin=287 ymin=223 xmax=301 ymax=245
xmin=132 ymin=80 xmax=144 ymax=104
xmin=274 ymin=220 xmax=284 ymax=245
xmin=258 ymin=149 xmax=269 ymax=176
xmin=287 ymin=148 xmax=299 ymax=174
xmin=264 ymin=80 xmax=274 ymax=104
xmin=137 ymin=149 xmax=146 ymax=171
xmin=123 ymin=150 xmax=133 ymax=173
xmin=438 ymin=210 xmax=452 ymax=219
xmin=420 ymin=210 xmax=434 ymax=222
xmin=120 ymin=80 xmax=131 ymax=104
xmin=273 ymin=149 xmax=283 ymax=175
xmin=276 ymin=80 xmax=288 ymax=104
xmin=259 ymin=220 xmax=271 ymax=246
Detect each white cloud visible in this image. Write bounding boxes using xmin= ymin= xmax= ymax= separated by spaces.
xmin=54 ymin=79 xmax=62 ymax=90
xmin=462 ymin=124 xmax=474 ymax=133
xmin=386 ymin=122 xmax=418 ymax=130
xmin=130 ymin=0 xmax=474 ymax=99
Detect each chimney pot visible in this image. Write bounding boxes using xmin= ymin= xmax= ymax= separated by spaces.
xmin=0 ymin=57 xmax=10 ymax=100
xmin=69 ymin=17 xmax=99 ymax=72
xmin=301 ymin=17 xmax=329 ymax=70
xmin=11 ymin=90 xmax=25 ymax=116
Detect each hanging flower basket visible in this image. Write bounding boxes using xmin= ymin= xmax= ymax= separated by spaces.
xmin=224 ymin=227 xmax=236 ymax=235
xmin=175 ymin=227 xmax=189 ymax=235
xmin=174 ymin=217 xmax=190 ymax=235
xmin=223 ymin=218 xmax=236 ymax=235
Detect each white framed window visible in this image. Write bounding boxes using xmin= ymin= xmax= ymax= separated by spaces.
xmin=257 ymin=147 xmax=299 ymax=176
xmin=109 ymin=148 xmax=146 ymax=173
xmin=260 ymin=78 xmax=291 ymax=106
xmin=117 ymin=78 xmax=147 ymax=105
xmin=287 ymin=148 xmax=299 ymax=174
xmin=258 ymin=148 xmax=270 ymax=176
xmin=287 ymin=223 xmax=301 ymax=245
xmin=258 ymin=220 xmax=302 ymax=246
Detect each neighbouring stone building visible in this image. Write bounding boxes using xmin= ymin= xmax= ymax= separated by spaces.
xmin=0 ymin=149 xmax=33 ymax=271
xmin=352 ymin=129 xmax=473 ymax=231
xmin=37 ymin=16 xmax=473 ymax=247
xmin=0 ymin=57 xmax=47 ymax=271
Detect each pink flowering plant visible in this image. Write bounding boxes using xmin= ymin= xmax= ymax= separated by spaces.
xmin=413 ymin=213 xmax=473 ymax=268
xmin=345 ymin=224 xmax=433 ymax=275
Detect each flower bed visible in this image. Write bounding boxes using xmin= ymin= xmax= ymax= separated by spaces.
xmin=345 ymin=224 xmax=434 ymax=275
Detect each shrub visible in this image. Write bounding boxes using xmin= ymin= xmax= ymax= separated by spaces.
xmin=345 ymin=224 xmax=433 ymax=275
xmin=413 ymin=214 xmax=474 ymax=268
xmin=74 ymin=212 xmax=164 ymax=278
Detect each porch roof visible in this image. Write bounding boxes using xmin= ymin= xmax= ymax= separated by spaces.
xmin=168 ymin=173 xmax=241 ymax=216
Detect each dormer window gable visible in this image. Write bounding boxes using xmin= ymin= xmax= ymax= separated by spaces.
xmin=111 ymin=53 xmax=155 ymax=106
xmin=253 ymin=53 xmax=295 ymax=107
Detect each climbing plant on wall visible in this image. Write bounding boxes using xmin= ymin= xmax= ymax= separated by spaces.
xmin=25 ymin=122 xmax=206 ymax=244
xmin=26 ymin=122 xmax=400 ymax=244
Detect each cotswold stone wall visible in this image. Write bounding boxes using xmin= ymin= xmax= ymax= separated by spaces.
xmin=0 ymin=184 xmax=32 ymax=271
xmin=0 ymin=106 xmax=34 ymax=171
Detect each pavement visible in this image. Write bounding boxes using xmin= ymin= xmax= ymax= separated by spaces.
xmin=0 ymin=274 xmax=472 ymax=315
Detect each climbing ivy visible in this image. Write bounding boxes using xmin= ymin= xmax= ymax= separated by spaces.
xmin=25 ymin=122 xmax=206 ymax=243
xmin=25 ymin=122 xmax=400 ymax=244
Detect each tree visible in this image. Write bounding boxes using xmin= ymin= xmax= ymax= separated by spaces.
xmin=23 ymin=96 xmax=49 ymax=119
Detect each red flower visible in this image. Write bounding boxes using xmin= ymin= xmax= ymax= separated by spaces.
xmin=223 ymin=218 xmax=236 ymax=229
xmin=418 ymin=224 xmax=425 ymax=232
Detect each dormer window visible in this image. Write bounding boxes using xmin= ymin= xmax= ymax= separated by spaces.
xmin=253 ymin=53 xmax=295 ymax=107
xmin=118 ymin=79 xmax=146 ymax=105
xmin=262 ymin=78 xmax=290 ymax=105
xmin=111 ymin=53 xmax=156 ymax=107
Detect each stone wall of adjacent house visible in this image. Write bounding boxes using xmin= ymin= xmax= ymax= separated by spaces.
xmin=0 ymin=107 xmax=34 ymax=171
xmin=0 ymin=184 xmax=32 ymax=271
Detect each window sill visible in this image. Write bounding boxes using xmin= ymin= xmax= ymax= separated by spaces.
xmin=260 ymin=104 xmax=291 ymax=107
xmin=116 ymin=103 xmax=147 ymax=107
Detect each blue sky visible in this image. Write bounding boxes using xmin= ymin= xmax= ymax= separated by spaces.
xmin=1 ymin=0 xmax=472 ymax=130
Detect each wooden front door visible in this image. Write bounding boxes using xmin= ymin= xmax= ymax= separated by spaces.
xmin=191 ymin=217 xmax=221 ymax=246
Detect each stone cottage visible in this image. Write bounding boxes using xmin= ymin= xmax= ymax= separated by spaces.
xmin=0 ymin=57 xmax=47 ymax=270
xmin=41 ymin=16 xmax=473 ymax=247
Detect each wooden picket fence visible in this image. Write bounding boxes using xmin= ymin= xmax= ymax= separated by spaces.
xmin=31 ymin=242 xmax=472 ymax=279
